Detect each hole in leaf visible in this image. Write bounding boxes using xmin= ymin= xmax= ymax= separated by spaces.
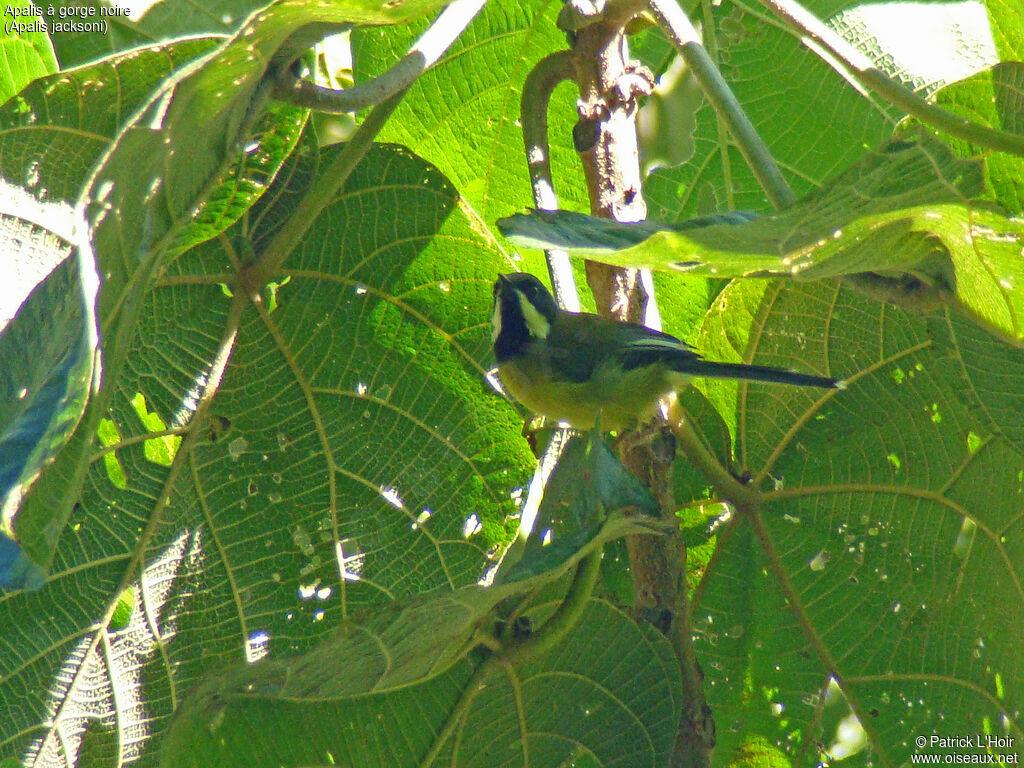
xmin=97 ymin=418 xmax=127 ymax=489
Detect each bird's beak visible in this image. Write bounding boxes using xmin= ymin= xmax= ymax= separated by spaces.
xmin=494 ymin=273 xmax=513 ymax=300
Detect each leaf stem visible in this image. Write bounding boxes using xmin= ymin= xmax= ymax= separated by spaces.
xmin=503 ymin=549 xmax=603 ymax=665
xmin=259 ymin=89 xmax=407 ymax=273
xmin=647 ymin=0 xmax=795 ymax=209
xmin=667 ymin=402 xmax=761 ymax=510
xmin=272 ymin=0 xmax=486 ymax=113
xmin=757 ymin=0 xmax=1024 ymax=158
xmin=419 ymin=551 xmax=602 ymax=766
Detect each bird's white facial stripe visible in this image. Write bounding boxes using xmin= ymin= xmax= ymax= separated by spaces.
xmin=516 ymin=291 xmax=550 ymax=339
xmin=491 ymin=299 xmax=502 ymax=342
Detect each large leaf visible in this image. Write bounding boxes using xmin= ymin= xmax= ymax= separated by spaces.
xmin=0 ymin=37 xmax=220 ymax=203
xmin=498 ymin=134 xmax=1024 ymax=345
xmin=0 ymin=34 xmax=306 ymax=590
xmin=675 ymin=278 xmax=1023 ymax=764
xmin=498 ymin=137 xmax=980 ymax=276
xmin=2 ymin=0 xmax=448 ymax=597
xmin=162 ymin=599 xmax=680 ymax=767
xmin=0 ymin=183 xmax=96 ymax=591
xmin=0 ymin=141 xmax=535 ymax=765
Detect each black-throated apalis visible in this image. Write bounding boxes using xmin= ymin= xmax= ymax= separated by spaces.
xmin=491 ymin=272 xmax=841 ymax=430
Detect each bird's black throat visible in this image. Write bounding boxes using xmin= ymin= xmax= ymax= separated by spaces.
xmin=493 ymin=294 xmax=530 ymax=362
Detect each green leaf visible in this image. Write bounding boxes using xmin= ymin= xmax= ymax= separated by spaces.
xmin=682 ymin=278 xmax=1023 ymax=764
xmin=353 ymin=0 xmax=588 ymax=223
xmin=500 ymin=430 xmax=665 ymax=584
xmin=499 ymin=137 xmax=981 ymax=277
xmin=931 ymin=62 xmax=1024 ymax=214
xmin=0 ymin=183 xmax=96 ymax=591
xmin=2 ymin=0 xmax=450 ymax=595
xmin=0 ymin=141 xmax=535 ymax=764
xmin=0 ymin=37 xmax=220 ymax=203
xmin=162 ymin=600 xmax=680 ymax=767
xmin=0 ymin=0 xmax=57 ymax=105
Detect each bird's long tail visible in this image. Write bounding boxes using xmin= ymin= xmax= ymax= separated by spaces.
xmin=687 ymin=360 xmax=842 ymax=389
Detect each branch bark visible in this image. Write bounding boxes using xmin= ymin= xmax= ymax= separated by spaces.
xmin=566 ymin=7 xmax=714 ymax=766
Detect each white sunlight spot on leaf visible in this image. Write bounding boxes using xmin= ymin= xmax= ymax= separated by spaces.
xmin=27 ymin=530 xmax=198 ymax=767
xmin=380 ymin=486 xmax=404 ymax=509
xmin=829 ymin=1 xmax=996 ymax=93
xmin=462 ymin=513 xmax=482 ymax=538
xmin=246 ymin=631 xmax=270 ymax=663
xmin=829 ymin=713 xmax=868 ymax=759
xmin=708 ymin=505 xmax=733 ymax=532
xmin=809 ymin=550 xmax=831 ymax=572
xmin=336 ymin=539 xmax=365 ymax=582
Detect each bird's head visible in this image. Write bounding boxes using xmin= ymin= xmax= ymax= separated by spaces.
xmin=491 ymin=273 xmax=559 ymax=360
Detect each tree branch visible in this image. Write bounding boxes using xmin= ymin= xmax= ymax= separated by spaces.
xmin=272 ymin=0 xmax=486 ymax=114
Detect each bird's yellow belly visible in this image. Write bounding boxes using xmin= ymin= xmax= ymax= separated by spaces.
xmin=496 ymin=359 xmax=680 ymax=431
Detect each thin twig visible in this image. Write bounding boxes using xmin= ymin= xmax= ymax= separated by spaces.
xmin=648 ymin=0 xmax=796 ymax=209
xmin=520 ymin=49 xmax=582 ymax=310
xmin=273 ymin=0 xmax=487 ymax=114
xmin=759 ymin=0 xmax=1024 ymax=158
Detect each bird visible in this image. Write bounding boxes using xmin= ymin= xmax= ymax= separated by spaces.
xmin=491 ymin=272 xmax=841 ymax=430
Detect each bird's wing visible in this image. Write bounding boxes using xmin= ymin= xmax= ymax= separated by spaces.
xmin=540 ymin=313 xmax=703 ymax=381
xmin=614 ymin=323 xmax=702 ymax=371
